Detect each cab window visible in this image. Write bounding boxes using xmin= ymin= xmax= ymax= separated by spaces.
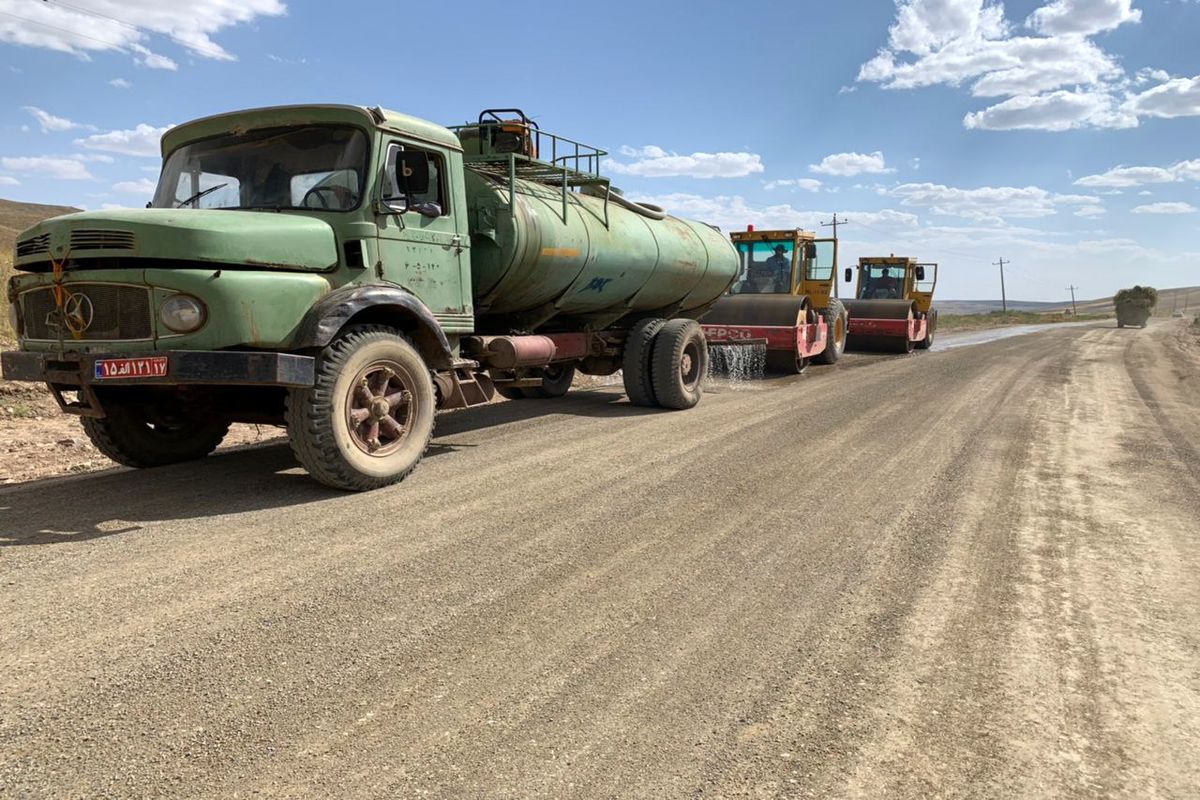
xmin=384 ymin=144 xmax=448 ymax=216
xmin=729 ymin=241 xmax=794 ymax=295
xmin=806 ymin=240 xmax=836 ymax=281
xmin=859 ymin=264 xmax=907 ymax=299
xmin=170 ymin=171 xmax=240 ymax=209
xmin=292 ymin=168 xmax=360 ymax=210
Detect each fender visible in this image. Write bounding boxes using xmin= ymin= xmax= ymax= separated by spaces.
xmin=295 ymin=284 xmax=455 ymax=370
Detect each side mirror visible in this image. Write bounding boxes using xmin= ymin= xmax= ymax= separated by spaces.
xmin=804 ymin=242 xmax=818 ymax=259
xmin=844 ymin=267 xmax=853 ymax=283
xmin=915 ymin=266 xmax=926 ymax=281
xmin=382 ymin=148 xmax=431 ymax=213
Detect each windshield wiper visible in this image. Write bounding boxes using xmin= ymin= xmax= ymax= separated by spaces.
xmin=176 ymin=182 xmax=229 ymax=208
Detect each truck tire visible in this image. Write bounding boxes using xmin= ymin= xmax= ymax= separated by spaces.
xmin=81 ymin=406 xmax=229 ymax=468
xmin=285 ymin=325 xmax=435 ymax=491
xmin=650 ymin=318 xmax=708 ymax=410
xmin=524 ymin=363 xmax=576 ymax=398
xmin=813 ymin=299 xmax=847 ymax=365
xmin=622 ymin=318 xmax=665 ymax=407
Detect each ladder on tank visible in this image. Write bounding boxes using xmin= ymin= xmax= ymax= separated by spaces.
xmin=449 ymin=109 xmax=613 ymax=226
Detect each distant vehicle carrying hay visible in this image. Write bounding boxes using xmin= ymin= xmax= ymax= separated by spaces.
xmin=1113 ymin=285 xmax=1158 ymax=329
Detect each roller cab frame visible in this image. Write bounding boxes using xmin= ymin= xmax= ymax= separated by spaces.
xmin=843 ymin=256 xmax=939 ymax=353
xmin=700 ymin=228 xmax=843 ymax=373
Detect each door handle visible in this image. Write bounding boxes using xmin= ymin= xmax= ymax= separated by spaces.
xmin=450 ymin=235 xmax=464 ymax=254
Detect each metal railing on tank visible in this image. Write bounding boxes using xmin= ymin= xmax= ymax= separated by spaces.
xmin=449 ymin=109 xmax=612 ymax=225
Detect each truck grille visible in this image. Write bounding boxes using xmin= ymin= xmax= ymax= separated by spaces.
xmin=15 ymin=233 xmax=50 ymax=258
xmin=21 ymin=284 xmax=153 ymax=341
xmin=70 ymin=229 xmax=136 ymax=251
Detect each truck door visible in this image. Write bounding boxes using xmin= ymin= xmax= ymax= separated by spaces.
xmin=376 ymin=140 xmax=468 ymax=317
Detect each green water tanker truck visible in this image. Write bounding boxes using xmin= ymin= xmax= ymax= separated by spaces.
xmin=1 ymin=106 xmax=739 ymax=490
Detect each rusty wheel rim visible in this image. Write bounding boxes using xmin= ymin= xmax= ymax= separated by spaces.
xmin=834 ymin=316 xmax=846 ymax=349
xmin=345 ymin=359 xmax=416 ymax=456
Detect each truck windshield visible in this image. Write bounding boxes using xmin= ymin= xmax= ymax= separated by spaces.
xmin=859 ymin=264 xmax=907 ymax=299
xmin=730 ymin=241 xmax=794 ymax=295
xmin=152 ymin=125 xmax=369 ymax=212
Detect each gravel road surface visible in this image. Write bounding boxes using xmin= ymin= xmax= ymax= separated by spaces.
xmin=2 ymin=321 xmax=1197 ymax=798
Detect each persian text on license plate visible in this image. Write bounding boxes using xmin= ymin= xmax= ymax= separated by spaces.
xmin=94 ymin=356 xmax=169 ymax=380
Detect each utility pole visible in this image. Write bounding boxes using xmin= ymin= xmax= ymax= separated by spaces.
xmin=994 ymin=257 xmax=1009 ymax=315
xmin=1066 ymin=284 xmax=1079 ymax=316
xmin=820 ymin=213 xmax=849 ymax=240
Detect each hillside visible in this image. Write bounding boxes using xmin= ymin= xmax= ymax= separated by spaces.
xmin=0 ymin=197 xmax=80 ymax=254
xmin=1 ymin=198 xmax=81 ymax=339
xmin=938 ymin=287 xmax=1200 ymax=317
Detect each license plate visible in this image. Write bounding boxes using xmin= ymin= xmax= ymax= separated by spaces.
xmin=94 ymin=356 xmax=169 ymax=380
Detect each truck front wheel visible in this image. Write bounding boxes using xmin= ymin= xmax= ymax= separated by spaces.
xmin=286 ymin=325 xmax=435 ymax=491
xmin=81 ymin=405 xmax=229 ymax=468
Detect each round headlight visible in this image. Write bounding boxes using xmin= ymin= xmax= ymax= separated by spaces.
xmin=159 ymin=294 xmax=206 ymax=333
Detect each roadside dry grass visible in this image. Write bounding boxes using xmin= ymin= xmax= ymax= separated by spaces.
xmin=938 ymin=309 xmax=1108 ymax=332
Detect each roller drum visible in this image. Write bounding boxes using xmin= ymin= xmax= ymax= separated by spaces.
xmin=701 ymin=294 xmax=811 ymax=328
xmin=844 ymin=299 xmax=917 ymax=353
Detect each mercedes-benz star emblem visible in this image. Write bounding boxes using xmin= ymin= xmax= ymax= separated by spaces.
xmin=62 ymin=291 xmax=94 ymax=334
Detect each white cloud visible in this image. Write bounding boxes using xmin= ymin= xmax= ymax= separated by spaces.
xmin=0 ymin=175 xmax=19 ymax=186
xmin=810 ymin=151 xmax=893 ymax=176
xmin=1026 ymin=0 xmax=1141 ymax=36
xmin=608 ymin=146 xmax=763 ymax=179
xmin=1075 ymin=159 xmax=1200 ymax=187
xmin=1137 ymin=190 xmax=1152 ymax=196
xmin=0 ymin=0 xmax=285 ymax=66
xmin=22 ymin=106 xmax=95 ymax=133
xmin=129 ymin=43 xmax=177 ymax=71
xmin=856 ymin=0 xmax=1185 ymax=131
xmin=764 ymin=178 xmax=822 ymax=192
xmin=887 ymin=181 xmax=1103 ymax=223
xmin=75 ymin=123 xmax=172 ymax=157
xmin=109 ymin=78 xmax=132 ymax=89
xmin=1131 ymin=202 xmax=1197 ymax=215
xmin=112 ymin=178 xmax=157 ymax=194
xmin=0 ymin=156 xmax=95 ymax=180
xmin=963 ymin=89 xmax=1136 ymax=131
xmin=1123 ymin=75 xmax=1200 ymax=120
xmin=1074 ymin=205 xmax=1106 ymax=217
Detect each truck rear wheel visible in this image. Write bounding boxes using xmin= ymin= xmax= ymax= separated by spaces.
xmin=813 ymin=299 xmax=847 ymax=365
xmin=286 ymin=325 xmax=435 ymax=491
xmin=651 ymin=318 xmax=708 ymax=410
xmin=622 ymin=318 xmax=665 ymax=407
xmin=81 ymin=406 xmax=229 ymax=468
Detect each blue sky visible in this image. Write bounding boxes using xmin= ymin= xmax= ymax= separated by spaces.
xmin=1 ymin=0 xmax=1198 ymax=301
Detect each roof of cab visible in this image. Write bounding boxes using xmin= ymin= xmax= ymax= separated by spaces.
xmin=159 ymin=104 xmax=462 ymax=156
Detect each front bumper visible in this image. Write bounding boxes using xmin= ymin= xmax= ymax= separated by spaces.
xmin=2 ymin=349 xmax=315 ymax=416
xmin=2 ymin=349 xmax=315 ymax=387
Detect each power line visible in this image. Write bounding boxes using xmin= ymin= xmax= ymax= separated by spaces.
xmin=4 ymin=1 xmax=232 ymax=61
xmin=1066 ymin=284 xmax=1079 ymax=316
xmin=820 ymin=213 xmax=849 ymax=240
xmin=43 ymin=0 xmax=232 ymax=60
